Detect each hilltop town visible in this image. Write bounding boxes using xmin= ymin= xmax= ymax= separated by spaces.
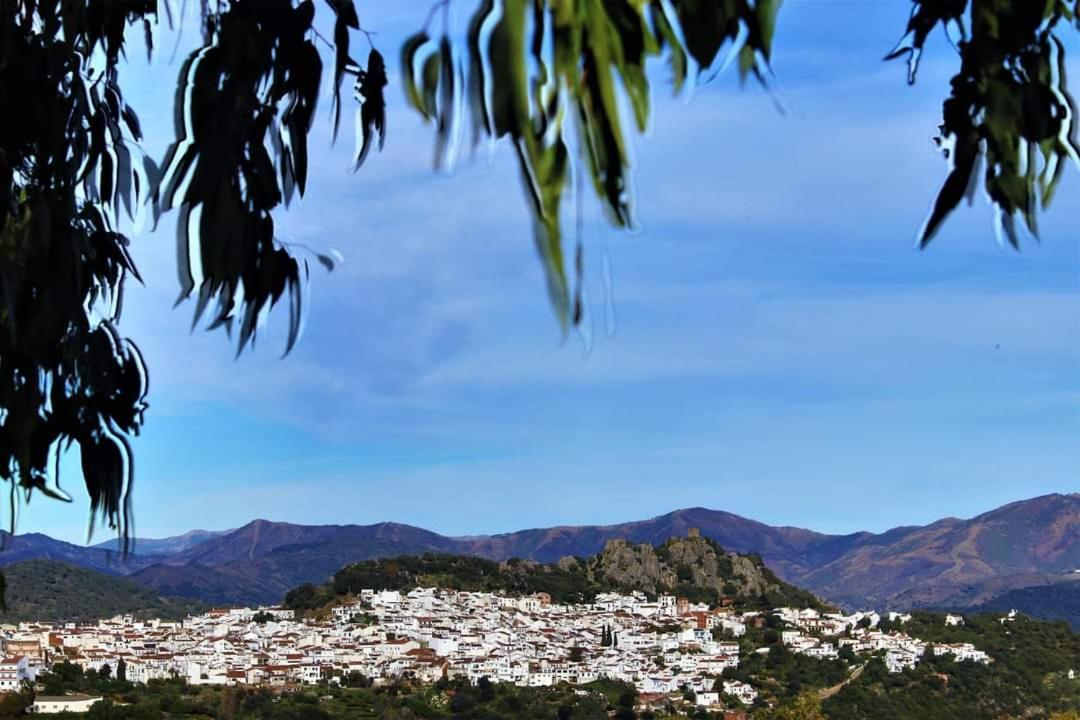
xmin=0 ymin=586 xmax=994 ymax=715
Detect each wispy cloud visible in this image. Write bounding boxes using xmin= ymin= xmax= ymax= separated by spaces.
xmin=25 ymin=0 xmax=1078 ymax=544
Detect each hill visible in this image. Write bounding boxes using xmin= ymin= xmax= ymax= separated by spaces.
xmin=970 ymin=578 xmax=1080 ymax=630
xmin=824 ymin=611 xmax=1080 ymax=719
xmin=0 ymin=560 xmax=205 ymax=623
xmin=283 ymin=534 xmax=829 ymax=614
xmin=0 ymin=532 xmax=158 ymax=575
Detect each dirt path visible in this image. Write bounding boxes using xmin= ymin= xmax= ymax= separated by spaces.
xmin=819 ymin=663 xmax=866 ymax=700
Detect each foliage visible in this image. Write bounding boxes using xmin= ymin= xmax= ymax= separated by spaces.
xmin=32 ymin=676 xmax=639 ymax=719
xmin=0 ymin=559 xmax=204 ymax=622
xmin=159 ymin=0 xmax=363 ymax=356
xmin=38 ymin=660 xmax=139 ymax=698
xmin=723 ymin=639 xmax=848 ymax=707
xmin=771 ymin=692 xmax=826 ymax=720
xmin=0 ymin=686 xmax=34 ymax=720
xmin=285 ymin=551 xmax=613 ymax=610
xmin=401 ymin=0 xmax=780 ymax=329
xmin=825 ymin=611 xmax=1080 ymax=719
xmin=887 ymin=0 xmax=1080 ymax=248
xmin=0 ymin=0 xmax=153 ymax=549
xmin=0 ymin=0 xmax=375 ymax=564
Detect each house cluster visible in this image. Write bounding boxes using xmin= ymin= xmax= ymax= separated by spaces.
xmin=773 ymin=607 xmax=991 ymax=673
xmin=0 ymin=590 xmax=991 ymax=713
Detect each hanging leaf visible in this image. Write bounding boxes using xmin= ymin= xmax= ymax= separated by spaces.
xmin=326 ymin=0 xmax=358 ymax=140
xmin=402 ymin=31 xmax=435 ymax=120
xmin=399 ymin=0 xmax=785 ymax=327
xmin=354 ymin=48 xmax=388 ymax=170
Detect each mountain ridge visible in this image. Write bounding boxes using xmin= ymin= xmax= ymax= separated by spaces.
xmin=1 ymin=493 xmax=1075 ymax=622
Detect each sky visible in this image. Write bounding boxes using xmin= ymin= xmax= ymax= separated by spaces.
xmin=24 ymin=1 xmax=1080 ymax=543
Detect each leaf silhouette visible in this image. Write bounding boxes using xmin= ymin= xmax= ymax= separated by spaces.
xmin=894 ymin=0 xmax=1080 ymax=248
xmin=354 ymin=48 xmax=388 ymax=170
xmin=402 ymin=0 xmax=781 ymax=328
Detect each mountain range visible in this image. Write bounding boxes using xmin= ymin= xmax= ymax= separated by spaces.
xmin=0 ymin=493 xmax=1075 ymax=625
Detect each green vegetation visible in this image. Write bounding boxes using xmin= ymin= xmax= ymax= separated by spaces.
xmin=24 ymin=673 xmax=657 ymax=720
xmin=727 ymin=643 xmax=848 ymax=708
xmin=971 ymin=582 xmax=1080 ymax=631
xmin=824 ymin=612 xmax=1080 ymax=719
xmin=285 ymin=537 xmax=827 ymax=616
xmin=0 ymin=560 xmax=205 ymax=623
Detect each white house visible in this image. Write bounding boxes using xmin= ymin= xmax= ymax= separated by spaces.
xmin=722 ymin=679 xmax=758 ymax=704
xmin=0 ymin=655 xmax=31 ymax=692
xmin=27 ymin=695 xmax=102 ymax=714
xmin=695 ymin=690 xmax=720 ymax=706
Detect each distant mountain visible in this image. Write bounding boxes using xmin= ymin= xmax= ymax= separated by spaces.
xmin=0 ymin=531 xmax=158 ymax=575
xmin=791 ymin=493 xmax=1080 ymax=610
xmin=451 ymin=507 xmax=845 ymax=578
xmin=970 ymin=577 xmax=1080 ymax=630
xmin=2 ymin=493 xmax=1075 ymax=623
xmin=130 ymin=525 xmax=458 ymax=606
xmin=92 ymin=529 xmax=232 ymax=556
xmin=284 ymin=534 xmax=828 ymax=615
xmin=0 ymin=560 xmax=205 ymax=623
xmin=165 ymin=520 xmax=457 ymax=568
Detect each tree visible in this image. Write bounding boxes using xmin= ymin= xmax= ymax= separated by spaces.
xmin=476 ymin=675 xmax=495 ymax=703
xmin=217 ymin=687 xmax=243 ymax=720
xmin=2 ymin=0 xmax=1078 ymax=557
xmin=116 ymin=657 xmax=127 ymax=682
xmin=0 ymin=686 xmax=34 ymax=720
xmin=99 ymin=663 xmax=112 ymax=681
xmin=772 ymin=692 xmax=826 ymax=720
xmin=85 ymin=698 xmax=121 ymax=720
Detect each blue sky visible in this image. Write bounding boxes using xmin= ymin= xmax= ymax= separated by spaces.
xmin=26 ymin=1 xmax=1080 ymax=543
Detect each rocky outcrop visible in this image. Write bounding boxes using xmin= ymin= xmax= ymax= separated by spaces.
xmin=576 ymin=533 xmax=827 ymax=608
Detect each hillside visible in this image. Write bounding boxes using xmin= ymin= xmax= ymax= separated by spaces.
xmin=0 ymin=560 xmax=205 ymax=623
xmin=797 ymin=493 xmax=1080 ymax=610
xmin=0 ymin=532 xmax=158 ymax=575
xmin=284 ymin=534 xmax=828 ymax=614
xmin=824 ymin=611 xmax=1080 ymax=719
xmin=970 ymin=578 xmax=1080 ymax=630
